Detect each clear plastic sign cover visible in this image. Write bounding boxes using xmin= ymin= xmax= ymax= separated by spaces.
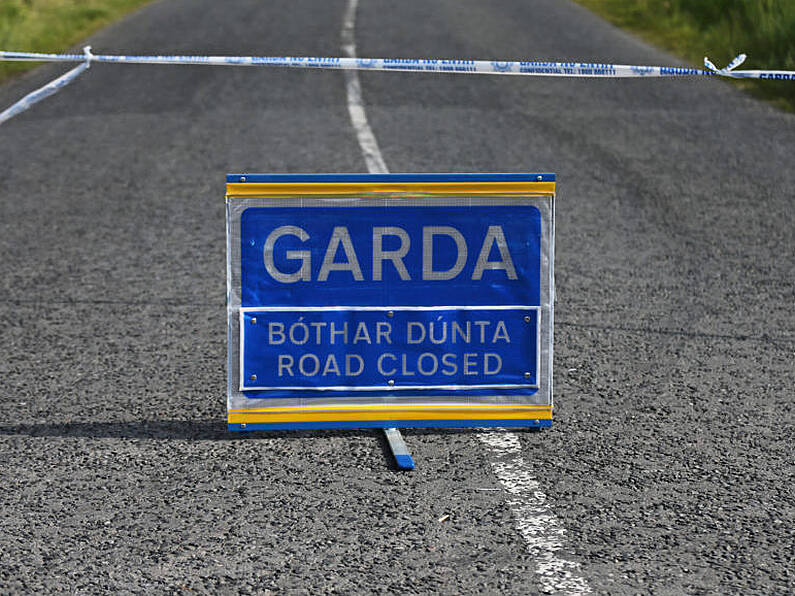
xmin=226 ymin=174 xmax=555 ymax=431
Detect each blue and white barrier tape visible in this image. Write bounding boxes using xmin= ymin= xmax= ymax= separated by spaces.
xmin=2 ymin=48 xmax=794 ymax=79
xmin=700 ymin=53 xmax=794 ymax=80
xmin=1 ymin=47 xmax=792 ymax=126
xmin=0 ymin=47 xmax=93 ymax=125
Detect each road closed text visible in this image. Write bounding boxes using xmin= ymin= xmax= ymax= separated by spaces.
xmin=241 ymin=309 xmax=539 ymax=388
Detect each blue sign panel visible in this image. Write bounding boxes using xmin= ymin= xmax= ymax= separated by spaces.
xmin=226 ymin=173 xmax=555 ymax=431
xmin=240 ymin=307 xmax=539 ymax=393
xmin=240 ymin=205 xmax=541 ymax=308
xmin=238 ymin=204 xmax=543 ymax=398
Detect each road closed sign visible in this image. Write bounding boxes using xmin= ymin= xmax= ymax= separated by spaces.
xmin=226 ymin=173 xmax=555 ymax=430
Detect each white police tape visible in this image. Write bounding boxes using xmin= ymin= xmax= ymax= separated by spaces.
xmin=701 ymin=52 xmax=795 ymax=80
xmin=0 ymin=47 xmax=93 ymax=125
xmin=1 ymin=46 xmax=793 ymax=125
xmin=3 ymin=47 xmax=795 ymax=79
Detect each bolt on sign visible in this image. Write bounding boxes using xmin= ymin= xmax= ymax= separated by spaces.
xmin=225 ymin=173 xmax=555 ymax=430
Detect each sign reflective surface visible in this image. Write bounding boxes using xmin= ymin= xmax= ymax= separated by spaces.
xmin=226 ymin=174 xmax=555 ymax=430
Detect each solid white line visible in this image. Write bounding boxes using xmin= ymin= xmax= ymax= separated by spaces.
xmin=479 ymin=432 xmax=592 ymax=595
xmin=341 ymin=0 xmax=388 ymax=174
xmin=339 ymin=2 xmax=591 ymax=593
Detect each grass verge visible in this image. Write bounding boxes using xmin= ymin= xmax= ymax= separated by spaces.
xmin=0 ymin=0 xmax=154 ymax=84
xmin=574 ymin=0 xmax=795 ymax=111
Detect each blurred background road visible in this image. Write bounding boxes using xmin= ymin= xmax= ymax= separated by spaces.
xmin=0 ymin=0 xmax=793 ymax=593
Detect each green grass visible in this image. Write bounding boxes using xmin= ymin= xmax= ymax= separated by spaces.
xmin=0 ymin=0 xmax=154 ymax=83
xmin=575 ymin=0 xmax=795 ymax=111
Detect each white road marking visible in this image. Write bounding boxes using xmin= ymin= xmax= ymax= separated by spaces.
xmin=340 ymin=1 xmax=592 ymax=594
xmin=479 ymin=431 xmax=592 ymax=595
xmin=341 ymin=0 xmax=388 ymax=174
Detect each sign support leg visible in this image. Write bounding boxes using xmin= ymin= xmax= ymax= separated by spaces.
xmin=384 ymin=428 xmax=415 ymax=470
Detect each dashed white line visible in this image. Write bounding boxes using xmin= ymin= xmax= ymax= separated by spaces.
xmin=340 ymin=1 xmax=592 ymax=594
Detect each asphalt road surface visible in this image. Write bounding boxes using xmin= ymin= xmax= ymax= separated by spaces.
xmin=1 ymin=0 xmax=793 ymax=593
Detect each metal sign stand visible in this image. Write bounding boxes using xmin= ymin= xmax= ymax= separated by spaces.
xmin=384 ymin=428 xmax=415 ymax=470
xmin=225 ymin=173 xmax=555 ymax=471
